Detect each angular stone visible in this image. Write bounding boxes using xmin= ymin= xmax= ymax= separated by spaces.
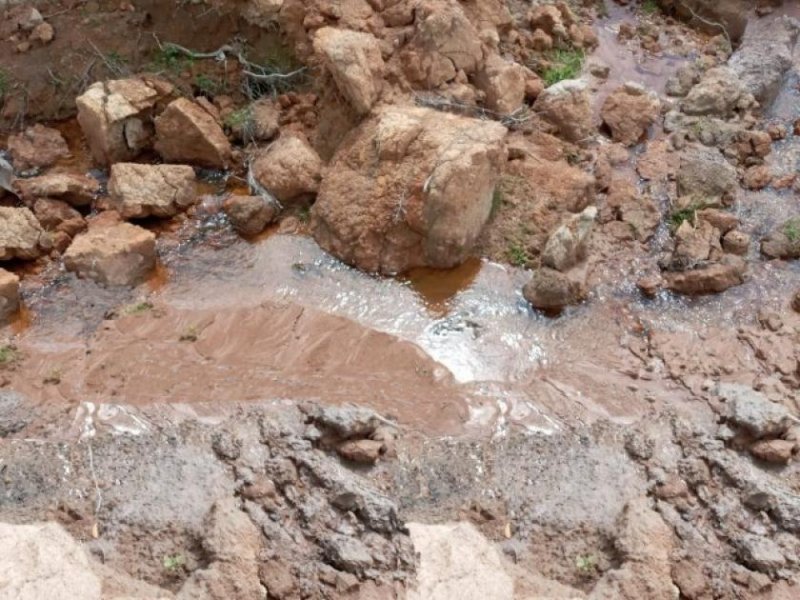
xmin=222 ymin=195 xmax=278 ymax=236
xmin=250 ymin=135 xmax=322 ymax=206
xmin=154 ymin=98 xmax=232 ymax=168
xmin=534 ymin=79 xmax=594 ymax=143
xmin=108 ymin=163 xmax=196 ymax=219
xmin=0 ymin=207 xmax=46 ymax=260
xmin=7 ymin=124 xmax=69 ymax=171
xmin=15 ymin=173 xmax=99 ymax=207
xmin=0 ymin=268 xmax=20 ymax=323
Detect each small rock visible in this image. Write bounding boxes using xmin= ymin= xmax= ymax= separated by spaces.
xmin=637 ymin=275 xmax=662 ymax=298
xmin=541 ymin=206 xmax=596 ymax=272
xmin=677 ymin=145 xmax=738 ymax=206
xmin=743 ymin=165 xmax=771 ymax=190
xmin=749 ymin=439 xmax=795 ymax=464
xmin=534 ymin=80 xmax=594 ymax=143
xmin=523 ymin=267 xmax=585 ymax=311
xmin=0 ymin=207 xmax=47 ymax=260
xmin=474 ymin=53 xmax=527 ymax=115
xmin=64 ymin=220 xmax=156 ymax=286
xmin=322 ymin=535 xmax=373 ymax=574
xmin=154 ymin=98 xmax=232 ymax=168
xmin=761 ymin=217 xmax=800 ymax=259
xmin=792 ymin=291 xmax=800 ymax=313
xmin=29 ymin=21 xmax=54 ymax=44
xmin=222 ymin=195 xmax=278 ymax=237
xmin=337 ymin=440 xmax=384 ymax=464
xmin=7 ymin=125 xmax=69 ymax=171
xmin=601 ymin=83 xmax=660 ymax=147
xmin=258 ymin=560 xmax=295 ymax=599
xmin=250 ymin=136 xmax=322 ymax=206
xmin=15 ymin=173 xmax=99 ymax=207
xmin=32 ymin=199 xmax=86 ymax=238
xmin=663 ymin=256 xmax=746 ymax=295
xmin=531 ymin=28 xmax=553 ymax=51
xmin=722 ymin=230 xmax=750 ymax=256
xmin=737 ymin=534 xmax=786 ymax=573
xmin=0 ymin=269 xmax=20 ymax=323
xmin=108 ymin=163 xmax=196 ymax=219
xmin=721 ymin=383 xmax=792 ymax=438
xmin=248 ymin=99 xmax=280 ymax=141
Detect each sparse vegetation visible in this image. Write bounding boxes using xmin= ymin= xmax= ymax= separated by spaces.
xmin=541 ymin=48 xmax=585 ymax=87
xmin=0 ymin=69 xmax=9 ymax=101
xmin=194 ymin=73 xmax=223 ymax=96
xmin=0 ymin=345 xmax=18 ymax=366
xmin=163 ymin=554 xmax=185 ymax=572
xmin=668 ymin=200 xmax=711 ymax=230
xmin=507 ymin=241 xmax=530 ymax=267
xmin=152 ymin=46 xmax=194 ymax=74
xmin=575 ymin=554 xmax=598 ymax=574
xmin=179 ymin=326 xmax=199 ymax=343
xmin=641 ymin=0 xmax=660 ymax=15
xmin=123 ymin=301 xmax=154 ymax=316
xmin=785 ymin=218 xmax=800 ymax=242
xmin=297 ymin=206 xmax=311 ymax=224
xmin=223 ymin=107 xmax=252 ymax=130
xmin=491 ymin=188 xmax=504 ymax=219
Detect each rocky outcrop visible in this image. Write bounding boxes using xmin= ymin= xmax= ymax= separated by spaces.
xmin=601 ymin=83 xmax=660 ymax=147
xmin=15 ymin=173 xmax=99 ymax=207
xmin=6 ymin=124 xmax=69 ymax=171
xmin=64 ymin=217 xmax=156 ymax=286
xmin=108 ymin=163 xmax=197 ymax=219
xmin=154 ymin=98 xmax=232 ymax=169
xmin=0 ymin=207 xmax=47 ymax=260
xmin=76 ymin=77 xmax=174 ymax=165
xmin=0 ymin=268 xmax=20 ymax=323
xmin=311 ymin=106 xmax=507 ymax=274
xmin=222 ymin=195 xmax=278 ymax=236
xmin=313 ymin=27 xmax=384 ymax=116
xmin=534 ymin=80 xmax=594 ymax=143
xmin=249 ymin=135 xmax=322 ymax=206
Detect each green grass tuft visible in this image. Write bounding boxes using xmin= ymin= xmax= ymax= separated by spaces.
xmin=0 ymin=69 xmax=9 ymax=100
xmin=641 ymin=0 xmax=660 ymax=14
xmin=507 ymin=241 xmax=530 ymax=267
xmin=785 ymin=218 xmax=800 ymax=242
xmin=0 ymin=345 xmax=18 ymax=366
xmin=163 ymin=554 xmax=185 ymax=572
xmin=541 ymin=48 xmax=585 ymax=87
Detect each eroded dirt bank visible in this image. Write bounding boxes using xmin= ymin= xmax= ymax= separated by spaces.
xmin=1 ymin=0 xmax=800 ymax=598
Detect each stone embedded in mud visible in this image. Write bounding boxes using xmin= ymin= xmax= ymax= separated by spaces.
xmin=337 ymin=439 xmax=384 ymax=464
xmin=721 ymin=229 xmax=750 ymax=256
xmin=721 ymin=383 xmax=792 ymax=439
xmin=249 ymin=135 xmax=322 ymax=206
xmin=63 ymin=220 xmax=156 ymax=286
xmin=474 ymin=53 xmax=527 ymax=115
xmin=322 ymin=534 xmax=374 ymax=574
xmin=311 ymin=106 xmax=507 ymax=274
xmin=0 ymin=268 xmax=20 ymax=323
xmin=6 ymin=124 xmax=69 ymax=171
xmin=601 ymin=83 xmax=660 ymax=147
xmin=760 ymin=218 xmax=800 ymax=260
xmin=677 ymin=145 xmax=738 ymax=206
xmin=681 ymin=67 xmax=753 ymax=118
xmin=533 ymin=79 xmax=594 ymax=144
xmin=736 ymin=534 xmax=787 ymax=574
xmin=541 ymin=206 xmax=597 ymax=272
xmin=750 ymin=439 xmax=795 ymax=465
xmin=605 ymin=177 xmax=660 ymax=242
xmin=154 ymin=98 xmax=233 ymax=169
xmin=523 ymin=267 xmax=585 ymax=311
xmin=32 ymin=199 xmax=86 ymax=239
xmin=76 ymin=77 xmax=174 ymax=165
xmin=313 ymin=27 xmax=384 ymax=116
xmin=668 ymin=219 xmax=722 ymax=271
xmin=0 ymin=207 xmax=47 ymax=260
xmin=15 ymin=173 xmax=100 ymax=207
xmin=663 ymin=255 xmax=746 ymax=295
xmin=222 ymin=194 xmax=278 ymax=237
xmin=108 ymin=163 xmax=197 ymax=219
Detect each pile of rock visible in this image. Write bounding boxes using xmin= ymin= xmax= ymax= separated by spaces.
xmin=0 ymin=5 xmax=54 ymax=54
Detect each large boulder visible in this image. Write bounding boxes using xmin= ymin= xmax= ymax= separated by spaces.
xmin=311 ymin=106 xmax=507 ymax=274
xmin=676 ymin=146 xmax=738 ymax=206
xmin=601 ymin=83 xmax=660 ymax=147
xmin=108 ymin=163 xmax=197 ymax=219
xmin=534 ymin=80 xmax=594 ymax=143
xmin=313 ymin=27 xmax=384 ymax=116
xmin=249 ymin=135 xmax=322 ymax=206
xmin=154 ymin=98 xmax=233 ymax=168
xmin=64 ymin=218 xmax=156 ymax=286
xmin=76 ymin=76 xmax=174 ymax=165
xmin=15 ymin=173 xmax=99 ymax=207
xmin=0 ymin=207 xmax=47 ymax=260
xmin=6 ymin=124 xmax=69 ymax=171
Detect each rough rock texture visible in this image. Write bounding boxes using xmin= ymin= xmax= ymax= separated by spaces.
xmin=154 ymin=98 xmax=232 ymax=168
xmin=677 ymin=146 xmax=738 ymax=206
xmin=603 ymin=178 xmax=660 ymax=242
xmin=313 ymin=27 xmax=384 ymax=115
xmin=222 ymin=195 xmax=278 ymax=236
xmin=64 ymin=219 xmax=156 ymax=286
xmin=534 ymin=80 xmax=594 ymax=143
xmin=474 ymin=53 xmax=527 ymax=115
xmin=601 ymin=83 xmax=660 ymax=146
xmin=15 ymin=173 xmax=99 ymax=207
xmin=6 ymin=124 xmax=69 ymax=171
xmin=722 ymin=383 xmax=792 ymax=439
xmin=523 ymin=267 xmax=585 ymax=311
xmin=311 ymin=106 xmax=507 ymax=274
xmin=664 ymin=256 xmax=746 ymax=295
xmin=0 ymin=268 xmax=20 ymax=323
xmin=681 ymin=67 xmax=753 ymax=117
xmin=541 ymin=207 xmax=597 ymax=272
xmin=32 ymin=199 xmax=86 ymax=238
xmin=761 ymin=218 xmax=800 ymax=259
xmin=108 ymin=163 xmax=197 ymax=219
xmin=76 ymin=77 xmax=173 ymax=165
xmin=250 ymin=135 xmax=322 ymax=205
xmin=0 ymin=207 xmax=46 ymax=260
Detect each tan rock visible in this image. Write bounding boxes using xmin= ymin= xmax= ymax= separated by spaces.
xmin=601 ymin=83 xmax=660 ymax=147
xmin=696 ymin=208 xmax=739 ymax=233
xmin=542 ymin=206 xmax=597 ymax=272
xmin=531 ymin=28 xmax=553 ymax=51
xmin=761 ymin=218 xmax=800 ymax=259
xmin=64 ymin=221 xmax=156 ymax=286
xmin=523 ymin=267 xmax=586 ymax=311
xmin=311 ymin=106 xmax=507 ymax=274
xmin=0 ymin=207 xmax=46 ymax=260
xmin=108 ymin=163 xmax=197 ymax=219
xmin=528 ymin=5 xmax=564 ymax=37
xmin=29 ymin=21 xmax=54 ymax=44
xmin=750 ymin=439 xmax=795 ymax=464
xmin=722 ymin=229 xmax=750 ymax=255
xmin=664 ymin=255 xmax=747 ymax=295
xmin=222 ymin=195 xmax=278 ymax=236
xmin=0 ymin=268 xmax=20 ymax=323
xmin=15 ymin=173 xmax=100 ymax=207
xmin=474 ymin=53 xmax=527 ymax=115
xmin=248 ymin=99 xmax=280 ymax=141
xmin=534 ymin=80 xmax=594 ymax=143
xmin=7 ymin=124 xmax=69 ymax=171
xmin=337 ymin=439 xmax=384 ymax=464
xmin=606 ymin=178 xmax=660 ymax=242
xmin=743 ymin=165 xmax=772 ymax=190
xmin=32 ymin=199 xmax=86 ymax=238
xmin=76 ymin=77 xmax=173 ymax=165
xmin=669 ymin=219 xmax=722 ymax=269
xmin=154 ymin=98 xmax=232 ymax=168
xmin=250 ymin=135 xmax=322 ymax=205
xmin=313 ymin=27 xmax=384 ymax=116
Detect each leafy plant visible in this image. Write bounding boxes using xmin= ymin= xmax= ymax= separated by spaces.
xmin=575 ymin=554 xmax=598 ymax=574
xmin=194 ymin=73 xmax=222 ymax=96
xmin=152 ymin=46 xmax=194 ymax=73
xmin=223 ymin=107 xmax=251 ymax=129
xmin=641 ymin=0 xmax=660 ymax=15
xmin=123 ymin=301 xmax=154 ymax=316
xmin=541 ymin=48 xmax=585 ymax=87
xmin=507 ymin=241 xmax=530 ymax=267
xmin=163 ymin=554 xmax=185 ymax=572
xmin=0 ymin=345 xmax=18 ymax=366
xmin=785 ymin=218 xmax=800 ymax=242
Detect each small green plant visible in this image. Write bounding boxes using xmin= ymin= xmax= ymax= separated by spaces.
xmin=575 ymin=554 xmax=598 ymax=574
xmin=106 ymin=51 xmax=129 ymax=75
xmin=194 ymin=73 xmax=221 ymax=96
xmin=641 ymin=0 xmax=660 ymax=15
xmin=163 ymin=554 xmax=185 ymax=572
xmin=785 ymin=218 xmax=800 ymax=242
xmin=541 ymin=48 xmax=585 ymax=87
xmin=0 ymin=345 xmax=18 ymax=366
xmin=669 ymin=207 xmax=696 ymax=229
xmin=297 ymin=206 xmax=311 ymax=224
xmin=223 ymin=107 xmax=251 ymax=130
xmin=507 ymin=241 xmax=530 ymax=267
xmin=491 ymin=188 xmax=504 ymax=219
xmin=152 ymin=46 xmax=194 ymax=73
xmin=0 ymin=69 xmax=8 ymax=99
xmin=123 ymin=301 xmax=154 ymax=316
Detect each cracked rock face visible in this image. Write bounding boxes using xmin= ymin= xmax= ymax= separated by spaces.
xmin=311 ymin=105 xmax=507 ymax=274
xmin=154 ymin=98 xmax=233 ymax=169
xmin=0 ymin=207 xmax=48 ymax=260
xmin=76 ymin=77 xmax=174 ymax=166
xmin=108 ymin=163 xmax=197 ymax=219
